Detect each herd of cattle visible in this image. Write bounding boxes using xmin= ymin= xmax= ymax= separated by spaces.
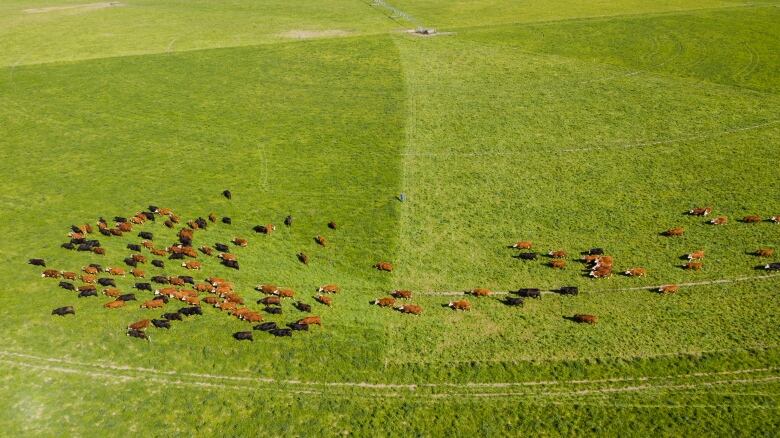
xmin=29 ymin=199 xmax=779 ymax=337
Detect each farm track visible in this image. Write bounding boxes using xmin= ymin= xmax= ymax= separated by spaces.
xmin=1 ymin=349 xmax=778 ymax=400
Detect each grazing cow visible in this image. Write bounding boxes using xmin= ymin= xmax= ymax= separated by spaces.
xmin=78 ymin=289 xmax=98 ymax=298
xmin=259 ymin=296 xmax=281 ymax=306
xmin=215 ymin=301 xmax=237 ymax=311
xmin=318 ymin=284 xmax=340 ymax=294
xmin=469 ymin=288 xmax=491 ymax=297
xmin=52 ymin=306 xmax=75 ymax=316
xmin=282 ymin=215 xmax=293 ymax=227
xmin=624 ymin=268 xmax=647 ymax=277
xmin=589 ymin=266 xmax=613 ymax=278
xmin=200 ymin=246 xmax=214 ymax=256
xmin=183 ymin=296 xmax=201 ymax=306
xmin=130 ymin=216 xmax=144 ymax=225
xmin=270 ymin=328 xmax=292 ymax=337
xmin=448 ymin=300 xmax=471 ymax=311
xmin=328 ymin=221 xmax=337 ymax=230
xmin=103 ymin=288 xmax=121 ymax=297
xmin=61 ymin=242 xmax=76 ymax=250
xmin=106 ymin=267 xmax=126 ymax=276
xmin=182 ymin=261 xmax=201 ymax=270
xmin=294 ymin=302 xmax=312 ymax=313
xmin=373 ymin=297 xmax=396 ymax=307
xmin=588 ymin=248 xmax=605 ymax=256
xmin=288 ymin=323 xmax=309 ymax=331
xmin=658 ymin=284 xmax=679 ymax=294
xmin=28 ymin=258 xmax=46 ymax=267
xmin=88 ymin=263 xmax=103 ymax=270
xmin=78 ymin=284 xmax=96 ymax=292
xmin=132 ymin=254 xmax=147 ymax=263
xmin=141 ymin=240 xmax=155 ymax=249
xmin=233 ymin=331 xmax=253 ymax=341
xmin=128 ymin=319 xmax=151 ymax=330
xmin=770 ymin=216 xmax=779 ymax=223
xmin=118 ymin=294 xmax=137 ymax=302
xmin=104 ymin=300 xmax=126 ymax=309
xmin=135 ymin=282 xmax=152 ymax=291
xmin=195 ymin=283 xmax=213 ymax=293
xmin=81 ymin=274 xmax=96 ymax=283
xmin=517 ymin=252 xmax=537 ymax=260
xmin=203 ymin=296 xmax=220 ymax=305
xmin=117 ymin=222 xmax=133 ymax=232
xmin=548 ymin=250 xmax=567 ymax=258
xmin=276 ymin=288 xmax=295 ymax=298
xmin=374 ymin=262 xmax=393 ymax=272
xmin=222 ymin=260 xmax=240 ymax=270
xmin=764 ymin=263 xmax=780 ymax=271
xmin=559 ymin=286 xmax=579 ymax=296
xmin=187 ymin=220 xmax=200 ymax=230
xmin=168 ymin=277 xmax=185 ymax=286
xmin=59 ymin=281 xmax=75 ymax=291
xmin=162 ymin=312 xmax=182 ymax=321
xmin=131 ymin=268 xmax=145 ymax=278
xmin=218 ymin=253 xmax=237 ymax=262
xmin=178 ymin=306 xmax=203 ymax=316
xmin=689 ymin=207 xmax=712 ymax=216
xmin=151 ymin=248 xmax=167 ymax=256
xmin=264 ymin=307 xmax=282 ymax=315
xmin=743 ymin=215 xmax=762 ymax=223
xmin=315 ymin=235 xmax=326 ymax=246
xmin=571 ymin=314 xmax=598 ymax=324
xmin=215 ymin=243 xmax=230 ymax=252
xmin=164 ymin=220 xmax=174 ymax=229
xmin=684 ymin=262 xmax=703 ymax=271
xmin=141 ymin=299 xmax=164 ymax=309
xmin=516 ymin=288 xmax=541 ymax=299
xmin=255 ymin=322 xmax=278 ymax=331
xmin=315 ymin=295 xmax=333 ymax=306
xmin=511 ymin=241 xmax=532 ymax=249
xmin=221 ymin=217 xmax=232 ymax=225
xmin=196 ymin=217 xmax=208 ymax=229
xmin=151 ymin=319 xmax=171 ymax=329
xmin=61 ymin=271 xmax=77 ymax=280
xmin=549 ymin=259 xmax=566 ymax=269
xmin=709 ymin=216 xmax=729 ymax=225
xmin=209 ymin=277 xmax=229 ymax=286
xmin=153 ymin=295 xmax=169 ymax=303
xmin=151 ymin=276 xmax=168 ymax=284
xmin=138 ymin=232 xmax=153 ymax=240
xmin=169 ymin=253 xmax=185 ymax=260
xmin=297 ymin=253 xmax=309 ymax=265
xmin=126 ymin=329 xmax=148 ymax=340
xmin=592 ymin=256 xmax=613 ymax=269
xmin=253 ymin=225 xmax=275 ymax=235
xmin=396 ymin=304 xmax=423 ymax=315
xmin=42 ymin=269 xmax=60 ymax=278
xmin=756 ymin=248 xmax=775 ymax=257
xmin=127 ymin=243 xmax=142 ymax=252
xmin=169 ymin=214 xmax=180 ymax=224
xmin=504 ymin=297 xmax=524 ymax=306
xmin=223 ymin=189 xmax=232 ymax=199
xmin=151 ymin=260 xmax=164 ymax=268
xmin=124 ymin=257 xmax=138 ymax=267
xmin=687 ymin=250 xmax=705 ymax=260
xmin=391 ymin=290 xmax=413 ymax=299
xmin=98 ymin=278 xmax=116 ymax=287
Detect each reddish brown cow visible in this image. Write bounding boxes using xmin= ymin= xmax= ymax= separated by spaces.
xmin=315 ymin=235 xmax=326 ymax=246
xmin=548 ymin=250 xmax=567 ymax=258
xmin=756 ymin=248 xmax=775 ymax=257
xmin=318 ymin=284 xmax=340 ymax=293
xmin=572 ymin=314 xmax=598 ymax=324
xmin=103 ymin=288 xmax=121 ymax=297
xmin=151 ymin=248 xmax=167 ymax=256
xmin=104 ymin=300 xmax=126 ymax=309
xmin=81 ymin=274 xmax=96 ymax=283
xmin=549 ymin=259 xmax=566 ymax=269
xmin=131 ymin=254 xmax=147 ymax=263
xmin=298 ymin=316 xmax=322 ymax=326
xmin=743 ymin=215 xmax=762 ymax=223
xmin=689 ymin=207 xmax=712 ymax=216
xmin=164 ymin=220 xmax=174 ymax=229
xmin=396 ymin=304 xmax=423 ymax=315
xmin=141 ymin=299 xmax=164 ymax=309
xmin=469 ymin=288 xmax=491 ymax=297
xmin=195 ymin=283 xmax=213 ymax=293
xmin=141 ymin=240 xmax=155 ymax=249
xmin=232 ymin=237 xmax=248 ymax=247
xmin=203 ymin=296 xmax=220 ymax=305
xmin=276 ymin=288 xmax=295 ymax=298
xmin=684 ymin=262 xmax=703 ymax=271
xmin=200 ymin=246 xmax=214 ymax=256
xmin=131 ymin=268 xmax=145 ymax=278
xmin=216 ymin=301 xmax=237 ymax=311
xmin=590 ymin=266 xmax=613 ymax=278
xmin=511 ymin=241 xmax=532 ymax=249
xmin=391 ymin=290 xmax=412 ymax=299
xmin=208 ymin=212 xmax=217 ymax=223
xmin=61 ymin=271 xmax=77 ymax=280
xmin=658 ymin=284 xmax=679 ymax=294
xmin=82 ymin=266 xmax=99 ymax=275
xmin=664 ymin=227 xmax=685 ymax=236
xmin=92 ymin=247 xmax=106 ymax=255
xmin=182 ymin=260 xmax=201 ymax=270
xmin=709 ymin=216 xmax=728 ymax=225
xmin=256 ymin=284 xmax=278 ymax=294
xmin=117 ymin=222 xmax=133 ymax=232
xmin=448 ymin=300 xmax=471 ymax=311
xmin=183 ymin=296 xmax=200 ymax=306
xmin=624 ymin=267 xmax=647 ymax=277
xmin=218 ymin=253 xmax=237 ymax=262
xmin=260 ymin=296 xmax=281 ymax=306
xmin=374 ymin=262 xmax=393 ymax=272
xmin=106 ymin=267 xmax=126 ymax=276
xmin=373 ymin=297 xmax=396 ymax=307
xmin=128 ymin=319 xmax=151 ymax=330
xmin=168 ymin=277 xmax=185 ymax=286
xmin=315 ymin=295 xmax=333 ymax=306
xmin=687 ymin=250 xmax=705 ymax=260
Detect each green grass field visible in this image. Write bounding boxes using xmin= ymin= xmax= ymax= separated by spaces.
xmin=0 ymin=0 xmax=778 ymax=435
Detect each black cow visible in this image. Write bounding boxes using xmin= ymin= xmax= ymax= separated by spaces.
xmin=59 ymin=281 xmax=75 ymax=291
xmin=99 ymin=228 xmax=111 ymax=236
xmin=127 ymin=243 xmax=142 ymax=252
xmin=70 ymin=225 xmax=82 ymax=233
xmin=117 ymin=293 xmax=137 ymax=302
xmin=516 ymin=288 xmax=541 ymax=299
xmin=71 ymin=237 xmax=86 ymax=245
xmin=78 ymin=290 xmax=97 ymax=298
xmin=126 ymin=328 xmax=148 ymax=340
xmin=503 ymin=297 xmax=524 ymax=306
xmin=162 ymin=312 xmax=182 ymax=321
xmin=264 ymin=306 xmax=282 ymax=315
xmin=766 ymin=263 xmax=780 ymax=271
xmin=85 ymin=240 xmax=100 ymax=248
xmin=98 ymin=278 xmax=116 ymax=287
xmin=588 ymin=248 xmax=605 ymax=256
xmin=77 ymin=244 xmax=92 ymax=252
xmin=196 ymin=218 xmax=207 ymax=229
xmin=294 ymin=302 xmax=312 ymax=313
xmin=215 ymin=243 xmax=229 ymax=252
xmin=148 ymin=205 xmax=158 ymax=212
xmin=28 ymin=258 xmax=46 ymax=267
xmin=152 ymin=276 xmax=168 ymax=284
xmin=61 ymin=242 xmax=76 ymax=250
xmin=178 ymin=306 xmax=203 ymax=316
xmin=222 ymin=260 xmax=239 ymax=270
xmin=517 ymin=252 xmax=537 ymax=260
xmin=152 ymin=295 xmax=170 ymax=304
xmin=254 ymin=322 xmax=278 ymax=331
xmin=135 ymin=282 xmax=152 ymax=291
xmin=169 ymin=253 xmax=184 ymax=260
xmin=252 ymin=225 xmax=267 ymax=233
xmin=151 ymin=319 xmax=171 ymax=329
xmin=115 ymin=216 xmax=127 ymax=223
xmin=89 ymin=263 xmax=103 ymax=270
xmin=179 ymin=236 xmax=192 ymax=246
xmin=222 ymin=189 xmax=232 ymax=200
xmin=222 ymin=217 xmax=232 ymax=225
xmin=52 ymin=306 xmax=75 ymax=316
xmin=142 ymin=211 xmax=155 ymax=220
xmin=179 ymin=276 xmax=194 ymax=285
xmin=233 ymin=331 xmax=253 ymax=341
xmin=138 ymin=232 xmax=153 ymax=240
xmin=284 ymin=215 xmax=293 ymax=226
xmin=152 ymin=260 xmax=165 ymax=268
xmin=559 ymin=286 xmax=579 ymax=296
xmin=288 ymin=323 xmax=309 ymax=331
xmin=270 ymin=328 xmax=292 ymax=337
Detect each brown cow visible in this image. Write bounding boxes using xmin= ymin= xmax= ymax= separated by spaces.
xmin=156 ymin=287 xmax=178 ymax=297
xmin=315 ymin=295 xmax=333 ymax=306
xmin=256 ymin=284 xmax=278 ymax=294
xmin=141 ymin=240 xmax=155 ymax=249
xmin=258 ymin=225 xmax=276 ymax=235
xmin=297 ymin=253 xmax=309 ymax=265
xmin=771 ymin=216 xmax=779 ymax=223
xmin=195 ymin=282 xmax=213 ymax=293
xmin=82 ymin=266 xmax=99 ymax=275
xmin=756 ymin=248 xmax=775 ymax=257
xmin=141 ymin=299 xmax=164 ymax=309
xmin=590 ymin=266 xmax=612 ymax=278
xmin=131 ymin=254 xmax=147 ymax=263
xmin=581 ymin=255 xmax=600 ymax=263
xmin=169 ymin=214 xmax=180 ymax=224
xmin=276 ymin=288 xmax=295 ymax=298
xmin=548 ymin=250 xmax=567 ymax=258
xmin=448 ymin=300 xmax=471 ymax=311
xmin=689 ymin=207 xmax=712 ymax=216
xmin=68 ymin=232 xmax=84 ymax=239
xmin=592 ymin=256 xmax=613 ymax=268
xmin=709 ymin=216 xmax=728 ymax=225
xmin=61 ymin=271 xmax=77 ymax=280
xmin=200 ymin=246 xmax=214 ymax=256
xmin=298 ymin=316 xmax=322 ymax=326
xmin=315 ymin=235 xmax=326 ymax=246
xmin=469 ymin=288 xmax=491 ymax=297
xmin=92 ymin=247 xmax=106 ymax=255
xmin=106 ymin=267 xmax=126 ymax=276
xmin=374 ymin=262 xmax=393 ymax=272
xmin=232 ymin=237 xmax=248 ymax=247
xmin=572 ymin=314 xmax=597 ymax=324
xmin=164 ymin=220 xmax=174 ymax=228
xmin=208 ymin=277 xmax=228 ymax=286
xmin=157 ymin=207 xmax=172 ymax=216
xmin=80 ymin=223 xmax=94 ymax=234
xmin=260 ymin=296 xmax=281 ymax=306
xmin=129 ymin=215 xmax=145 ymax=224
xmin=374 ymin=297 xmax=396 ymax=307
xmin=215 ymin=301 xmax=237 ymax=311
xmin=151 ymin=248 xmax=167 ymax=256
xmin=658 ymin=284 xmax=679 ymax=294
xmin=664 ymin=227 xmax=685 ymax=236
xmin=131 ymin=268 xmax=145 ymax=278
xmin=743 ymin=215 xmax=762 ymax=223
xmin=549 ymin=259 xmax=566 ymax=269
xmin=223 ymin=293 xmax=244 ymax=305
xmin=208 ymin=212 xmax=217 ymax=223
xmin=511 ymin=241 xmax=532 ymax=249
xmin=391 ymin=290 xmax=412 ymax=299
xmin=182 ymin=260 xmax=201 ymax=270
xmin=624 ymin=267 xmax=647 ymax=277
xmin=104 ymin=300 xmax=126 ymax=309
xmin=103 ymin=288 xmax=121 ymax=298
xmin=80 ymin=274 xmax=96 ymax=283
xmin=128 ymin=319 xmax=151 ymax=330
xmin=684 ymin=262 xmax=703 ymax=271
xmin=318 ymin=284 xmax=340 ymax=293
xmin=203 ymin=296 xmax=220 ymax=305
xmin=396 ymin=304 xmax=423 ymax=315
xmin=687 ymin=250 xmax=705 ymax=260
xmin=183 ymin=296 xmax=200 ymax=306
xmin=243 ymin=311 xmax=262 ymax=323
xmin=215 ymin=286 xmax=235 ymax=296
xmin=117 ymin=222 xmax=133 ymax=232
xmin=218 ymin=253 xmax=237 ymax=262
xmin=182 ymin=247 xmax=198 ymax=258
xmin=168 ymin=277 xmax=185 ymax=286
xmin=187 ymin=220 xmax=200 ymax=230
